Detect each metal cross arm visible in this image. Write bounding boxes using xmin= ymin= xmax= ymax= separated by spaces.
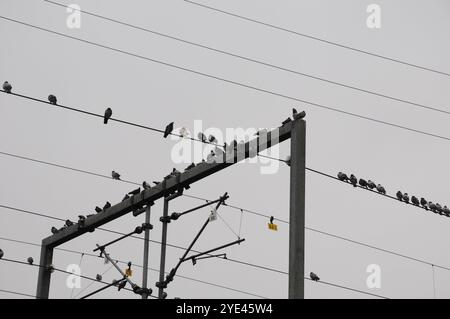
xmin=166 ymin=193 xmax=229 ymax=222
xmin=93 ymin=223 xmax=153 ymax=253
xmin=184 ymin=239 xmax=244 ymax=265
xmin=80 ymin=277 xmax=127 ymax=299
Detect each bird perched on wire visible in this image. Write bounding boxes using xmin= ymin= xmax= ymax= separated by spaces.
xmin=349 ymin=174 xmax=358 ymax=187
xmin=293 ymin=108 xmax=306 ymax=120
xmin=396 ymin=191 xmax=403 ymax=201
xmin=198 ymin=132 xmax=207 ymax=143
xmin=411 ymin=196 xmax=420 ymax=206
xmin=337 ymin=172 xmax=349 ymax=182
xmin=367 ymin=180 xmax=376 ymax=190
xmin=376 ymin=184 xmax=386 ymax=194
xmin=358 ymin=179 xmax=368 ymax=188
xmin=95 ymin=206 xmax=102 ymax=213
xmin=65 ymin=219 xmax=74 ymax=227
xmin=420 ymin=198 xmax=428 ymax=210
xmin=103 ymin=201 xmax=111 ymax=210
xmin=2 ymin=81 xmax=12 ymax=93
xmin=0 ymin=249 xmax=3 ymax=259
xmin=117 ymin=280 xmax=127 ymax=291
xmin=208 ymin=135 xmax=217 ymax=144
xmin=104 ymin=107 xmax=112 ymax=124
xmin=443 ymin=206 xmax=450 ymax=216
xmin=51 ymin=226 xmax=58 ymax=234
xmin=27 ymin=257 xmax=34 ymax=265
xmin=163 ymin=122 xmax=174 ymax=138
xmin=111 ymin=171 xmax=121 ymax=180
xmin=435 ymin=203 xmax=443 ymax=214
xmin=402 ymin=193 xmax=410 ymax=204
xmin=48 ymin=94 xmax=57 ymax=105
xmin=142 ymin=181 xmax=151 ymax=190
xmin=96 ymin=274 xmax=102 ymax=281
xmin=310 ymin=272 xmax=320 ymax=282
xmin=428 ymin=202 xmax=437 ymax=212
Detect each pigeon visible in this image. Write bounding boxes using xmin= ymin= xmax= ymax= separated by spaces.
xmin=78 ymin=215 xmax=86 ymax=227
xmin=402 ymin=193 xmax=410 ymax=204
xmin=96 ymin=274 xmax=102 ymax=281
xmin=349 ymin=174 xmax=358 ymax=187
xmin=337 ymin=172 xmax=349 ymax=182
xmin=117 ymin=280 xmax=127 ymax=291
xmin=358 ymin=179 xmax=368 ymax=188
xmin=420 ymin=198 xmax=428 ymax=209
xmin=282 ymin=117 xmax=292 ymax=125
xmin=396 ymin=191 xmax=403 ymax=201
xmin=122 ymin=194 xmax=130 ymax=201
xmin=142 ymin=181 xmax=151 ymax=190
xmin=95 ymin=206 xmax=102 ymax=213
xmin=104 ymin=107 xmax=112 ymax=124
xmin=51 ymin=226 xmax=58 ymax=234
xmin=411 ymin=196 xmax=420 ymax=206
xmin=171 ymin=168 xmax=181 ymax=176
xmin=376 ymin=184 xmax=386 ymax=194
xmin=185 ymin=163 xmax=195 ymax=171
xmin=27 ymin=257 xmax=34 ymax=265
xmin=310 ymin=272 xmax=320 ymax=281
xmin=270 ymin=216 xmax=274 ymax=224
xmin=0 ymin=249 xmax=3 ymax=259
xmin=443 ymin=206 xmax=450 ymax=216
xmin=198 ymin=132 xmax=207 ymax=143
xmin=103 ymin=201 xmax=111 ymax=210
xmin=48 ymin=94 xmax=57 ymax=105
xmin=208 ymin=135 xmax=217 ymax=144
xmin=293 ymin=108 xmax=306 ymax=120
xmin=429 ymin=202 xmax=437 ymax=212
xmin=111 ymin=171 xmax=121 ymax=180
xmin=2 ymin=81 xmax=12 ymax=93
xmin=367 ymin=180 xmax=376 ymax=190
xmin=435 ymin=203 xmax=443 ymax=214
xmin=65 ymin=219 xmax=74 ymax=227
xmin=128 ymin=188 xmax=141 ymax=196
xmin=163 ymin=122 xmax=174 ymax=138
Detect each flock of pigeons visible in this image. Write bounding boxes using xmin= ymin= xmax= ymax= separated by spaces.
xmin=338 ymin=172 xmax=449 ymax=217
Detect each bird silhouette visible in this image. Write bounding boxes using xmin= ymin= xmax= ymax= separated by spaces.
xmin=337 ymin=172 xmax=349 ymax=182
xmin=103 ymin=201 xmax=111 ymax=210
xmin=142 ymin=181 xmax=151 ymax=190
xmin=51 ymin=226 xmax=58 ymax=234
xmin=198 ymin=132 xmax=207 ymax=143
xmin=367 ymin=180 xmax=376 ymax=190
xmin=111 ymin=171 xmax=121 ymax=180
xmin=2 ymin=81 xmax=12 ymax=93
xmin=163 ymin=122 xmax=174 ymax=138
xmin=104 ymin=107 xmax=112 ymax=124
xmin=117 ymin=280 xmax=126 ymax=291
xmin=208 ymin=135 xmax=217 ymax=144
xmin=396 ymin=191 xmax=403 ymax=201
xmin=282 ymin=117 xmax=292 ymax=125
xmin=428 ymin=202 xmax=437 ymax=212
xmin=310 ymin=272 xmax=320 ymax=281
xmin=402 ymin=193 xmax=410 ymax=204
xmin=96 ymin=274 xmax=102 ymax=281
xmin=27 ymin=257 xmax=34 ymax=265
xmin=358 ymin=179 xmax=368 ymax=188
xmin=349 ymin=174 xmax=358 ymax=187
xmin=0 ymin=249 xmax=3 ymax=259
xmin=293 ymin=108 xmax=306 ymax=120
xmin=128 ymin=188 xmax=141 ymax=196
xmin=435 ymin=203 xmax=443 ymax=214
xmin=443 ymin=206 xmax=450 ymax=216
xmin=65 ymin=219 xmax=74 ymax=227
xmin=420 ymin=198 xmax=428 ymax=209
xmin=411 ymin=196 xmax=420 ymax=206
xmin=95 ymin=206 xmax=102 ymax=213
xmin=376 ymin=184 xmax=386 ymax=194
xmin=48 ymin=94 xmax=57 ymax=105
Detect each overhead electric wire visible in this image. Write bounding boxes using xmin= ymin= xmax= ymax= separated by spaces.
xmin=1 ymin=17 xmax=449 ymax=142
xmin=0 ymin=236 xmax=268 ymax=299
xmin=41 ymin=0 xmax=450 ymax=116
xmin=0 ymin=288 xmax=37 ymax=299
xmin=183 ymin=0 xmax=450 ymax=78
xmin=304 ymin=277 xmax=388 ymax=299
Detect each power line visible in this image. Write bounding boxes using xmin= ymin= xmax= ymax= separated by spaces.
xmin=1 ymin=17 xmax=449 ymax=143
xmin=0 ymin=236 xmax=268 ymax=298
xmin=304 ymin=277 xmax=388 ymax=299
xmin=0 ymin=288 xmax=37 ymax=299
xmin=42 ymin=0 xmax=450 ymax=116
xmin=2 ymin=149 xmax=449 ymax=270
xmin=183 ymin=0 xmax=450 ymax=78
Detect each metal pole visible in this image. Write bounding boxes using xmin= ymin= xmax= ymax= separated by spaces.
xmin=141 ymin=205 xmax=151 ymax=299
xmin=158 ymin=198 xmax=169 ymax=299
xmin=36 ymin=243 xmax=54 ymax=299
xmin=289 ymin=118 xmax=306 ymax=299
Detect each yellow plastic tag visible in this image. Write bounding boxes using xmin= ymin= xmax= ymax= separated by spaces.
xmin=268 ymin=223 xmax=278 ymax=231
xmin=125 ymin=268 xmax=133 ymax=277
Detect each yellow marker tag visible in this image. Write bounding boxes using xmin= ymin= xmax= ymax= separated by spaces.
xmin=268 ymin=223 xmax=278 ymax=231
xmin=125 ymin=268 xmax=133 ymax=277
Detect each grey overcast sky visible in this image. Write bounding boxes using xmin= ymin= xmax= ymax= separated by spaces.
xmin=1 ymin=0 xmax=450 ymax=299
